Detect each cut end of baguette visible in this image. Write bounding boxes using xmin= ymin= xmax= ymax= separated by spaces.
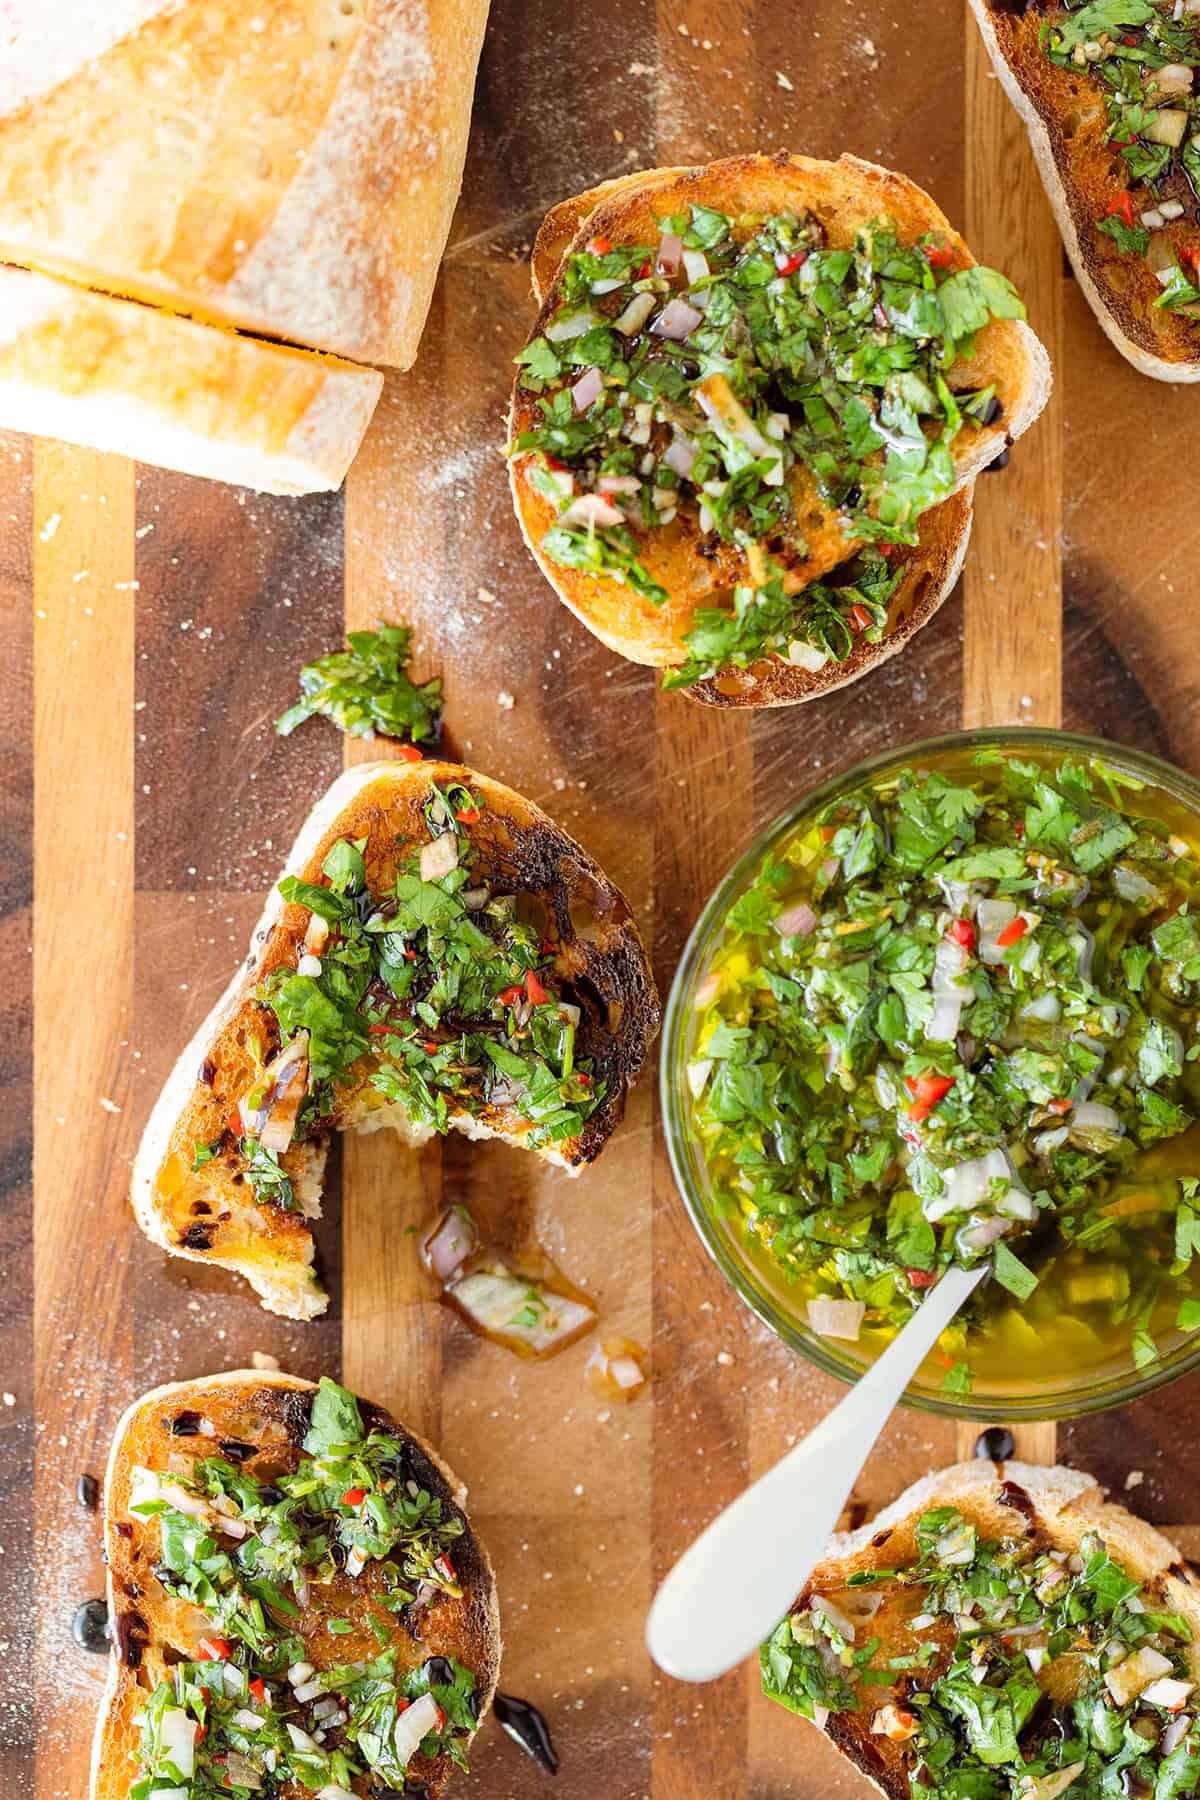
xmin=510 ymin=152 xmax=1050 ymax=704
xmin=969 ymin=0 xmax=1200 ymax=383
xmin=0 ymin=0 xmax=490 ymax=367
xmin=90 ymin=1369 xmax=500 ymax=1800
xmin=778 ymin=1460 xmax=1200 ymax=1800
xmin=132 ymin=760 xmax=659 ymax=1318
xmin=0 ymin=264 xmax=382 ymax=493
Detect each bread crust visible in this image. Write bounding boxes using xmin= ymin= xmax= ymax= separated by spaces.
xmin=509 ymin=153 xmax=1048 ymax=697
xmin=132 ymin=760 xmax=659 ymax=1319
xmin=0 ymin=0 xmax=490 ymax=367
xmin=969 ymin=0 xmax=1200 ymax=382
xmin=0 ymin=265 xmax=382 ymax=495
xmin=90 ymin=1369 xmax=500 ymax=1800
xmin=785 ymin=1460 xmax=1200 ymax=1800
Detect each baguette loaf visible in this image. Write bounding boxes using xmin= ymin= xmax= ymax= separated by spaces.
xmin=91 ymin=1369 xmax=499 ymax=1800
xmin=0 ymin=265 xmax=382 ymax=493
xmin=0 ymin=0 xmax=490 ymax=367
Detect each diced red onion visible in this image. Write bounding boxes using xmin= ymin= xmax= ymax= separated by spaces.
xmin=393 ymin=1693 xmax=443 ymax=1769
xmin=693 ymin=969 xmax=721 ymax=1010
xmin=650 ymin=298 xmax=703 ymax=340
xmin=597 ymin=474 xmax=642 ymax=495
xmin=773 ymin=901 xmax=817 ymax=938
xmin=1071 ymin=1100 xmax=1123 ymax=1137
xmin=1142 ymin=1677 xmax=1195 ymax=1710
xmin=571 ymin=366 xmax=604 ymax=412
xmin=423 ymin=1207 xmax=479 ymax=1284
xmin=1164 ymin=1714 xmax=1192 ymax=1754
xmin=924 ymin=1147 xmax=1020 ymax=1223
xmin=956 ymin=1213 xmax=1013 ymax=1255
xmin=806 ymin=1297 xmax=866 ymax=1341
xmin=656 ymin=231 xmax=684 ymax=275
xmin=449 ymin=1265 xmax=596 ymax=1353
xmin=560 ymin=492 xmax=626 ymax=528
xmin=812 ymin=1594 xmax=860 ymax=1639
xmin=1018 ymin=992 xmax=1061 ymax=1025
xmin=788 ymin=640 xmax=831 ymax=673
xmin=663 ymin=434 xmax=697 ymax=480
xmin=1112 ymin=865 xmax=1164 ymax=907
xmin=682 ymin=248 xmax=710 ymax=285
xmin=609 ymin=1355 xmax=646 ymax=1391
xmin=927 ymin=937 xmax=970 ymax=1043
xmin=160 ymin=1708 xmax=198 ymax=1778
xmin=420 ymin=831 xmax=459 ymax=883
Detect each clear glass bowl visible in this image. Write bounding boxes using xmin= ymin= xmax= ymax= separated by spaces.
xmin=661 ymin=728 xmax=1200 ymax=1422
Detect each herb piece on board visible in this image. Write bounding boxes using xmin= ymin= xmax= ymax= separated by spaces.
xmin=275 ymin=622 xmax=443 ymax=746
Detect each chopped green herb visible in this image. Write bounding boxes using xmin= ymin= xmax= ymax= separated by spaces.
xmin=275 ymin=622 xmax=442 ymax=746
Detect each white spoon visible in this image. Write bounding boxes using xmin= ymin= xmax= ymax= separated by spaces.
xmin=645 ymin=1261 xmax=986 ymax=1683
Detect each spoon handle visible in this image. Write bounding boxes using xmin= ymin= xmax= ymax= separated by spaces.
xmin=645 ymin=1262 xmax=985 ymax=1683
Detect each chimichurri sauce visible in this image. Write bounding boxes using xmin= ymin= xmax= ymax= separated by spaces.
xmin=687 ymin=746 xmax=1200 ymax=1396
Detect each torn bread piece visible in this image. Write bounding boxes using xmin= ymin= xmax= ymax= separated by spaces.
xmin=90 ymin=1369 xmax=499 ymax=1800
xmin=133 ymin=760 xmax=659 ymax=1319
xmin=0 ymin=265 xmax=382 ymax=494
xmin=762 ymin=1459 xmax=1200 ymax=1800
xmin=969 ymin=0 xmax=1200 ymax=383
xmin=509 ymin=152 xmax=1047 ymax=700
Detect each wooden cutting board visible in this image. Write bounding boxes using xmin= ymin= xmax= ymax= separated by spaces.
xmin=5 ymin=2 xmax=1200 ymax=1796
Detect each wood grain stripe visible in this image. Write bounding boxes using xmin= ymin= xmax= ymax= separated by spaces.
xmin=960 ymin=18 xmax=1064 ymax=1470
xmin=33 ymin=444 xmax=136 ymax=1800
xmin=341 ymin=377 xmax=447 ymax=1442
xmin=963 ymin=21 xmax=1064 ymax=735
xmin=0 ymin=430 xmax=33 ymax=1800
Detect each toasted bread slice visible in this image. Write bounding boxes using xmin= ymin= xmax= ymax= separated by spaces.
xmin=527 ymin=166 xmax=978 ymax=708
xmin=772 ymin=1460 xmax=1200 ymax=1800
xmin=509 ymin=152 xmax=1048 ymax=693
xmin=969 ymin=1 xmax=1200 ymax=383
xmin=91 ymin=1369 xmax=499 ymax=1800
xmin=133 ymin=760 xmax=659 ymax=1319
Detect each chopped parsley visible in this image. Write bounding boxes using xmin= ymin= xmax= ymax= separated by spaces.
xmin=763 ymin=1502 xmax=1198 ymax=1800
xmin=275 ymin=622 xmax=443 ymax=746
xmin=128 ymin=1378 xmax=479 ymax=1798
xmin=512 ymin=202 xmax=1023 ymax=683
xmin=201 ymin=785 xmax=605 ymax=1216
xmin=688 ymin=745 xmax=1200 ymax=1384
xmin=1041 ymin=2 xmax=1200 ymax=318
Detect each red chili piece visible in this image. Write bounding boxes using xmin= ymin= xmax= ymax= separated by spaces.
xmin=524 ymin=968 xmax=550 ymax=1005
xmin=905 ymin=1071 xmax=956 ymax=1124
xmin=995 ymin=916 xmax=1028 ymax=949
